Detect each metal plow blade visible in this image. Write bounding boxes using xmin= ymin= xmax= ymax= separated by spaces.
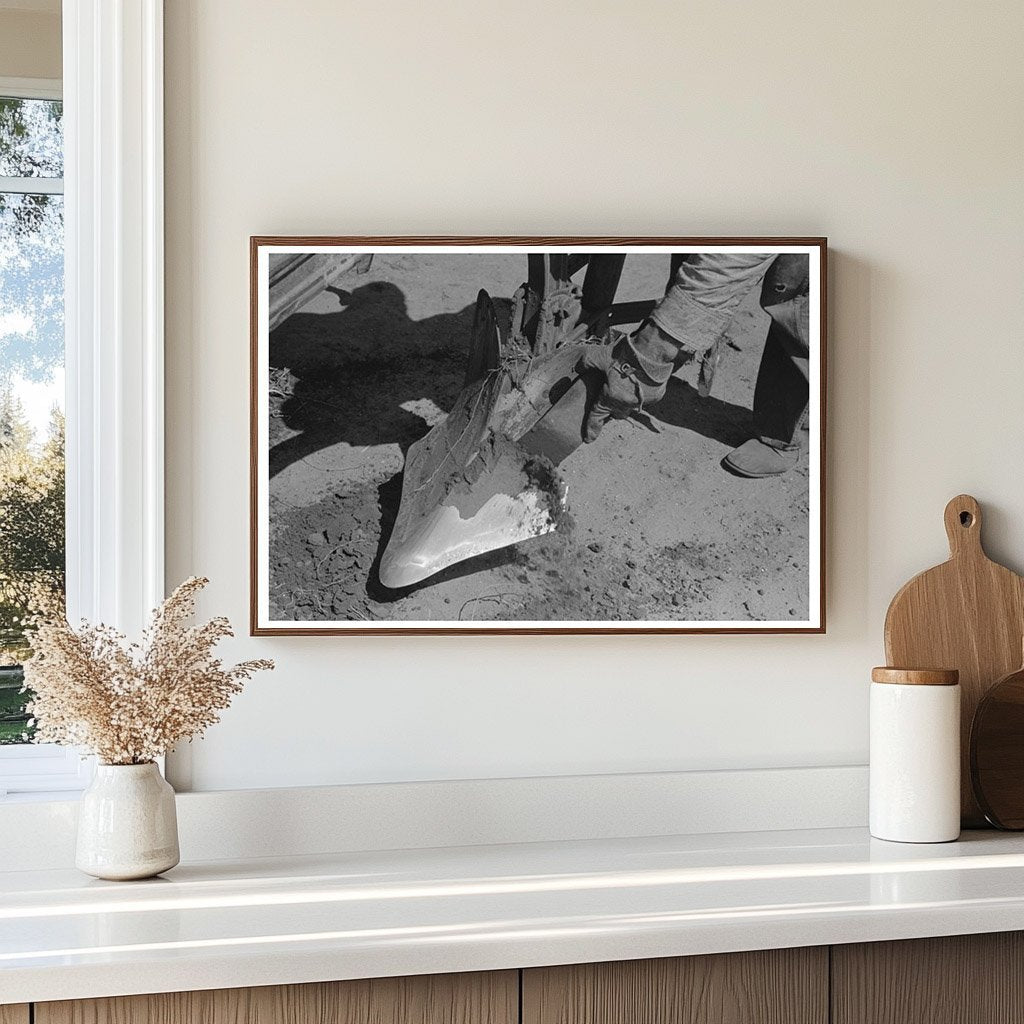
xmin=378 ymin=345 xmax=589 ymax=590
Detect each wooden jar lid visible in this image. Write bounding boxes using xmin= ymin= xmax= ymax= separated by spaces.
xmin=871 ymin=667 xmax=960 ymax=686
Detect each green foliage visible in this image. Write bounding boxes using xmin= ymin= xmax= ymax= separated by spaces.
xmin=0 ymin=398 xmax=64 ymax=576
xmin=0 ymin=392 xmax=64 ymax=744
xmin=0 ymin=665 xmax=30 ymax=743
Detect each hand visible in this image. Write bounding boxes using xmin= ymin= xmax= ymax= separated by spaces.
xmin=577 ymin=322 xmax=683 ymax=442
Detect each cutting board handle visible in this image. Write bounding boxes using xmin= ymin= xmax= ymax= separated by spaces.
xmin=944 ymin=494 xmax=983 ymax=558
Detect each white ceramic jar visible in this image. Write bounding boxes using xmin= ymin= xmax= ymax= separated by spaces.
xmin=76 ymin=762 xmax=180 ymax=880
xmin=870 ymin=667 xmax=961 ymax=843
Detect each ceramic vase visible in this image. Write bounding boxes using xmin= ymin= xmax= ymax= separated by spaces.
xmin=76 ymin=762 xmax=180 ymax=880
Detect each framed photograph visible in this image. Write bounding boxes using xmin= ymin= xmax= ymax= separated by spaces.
xmin=251 ymin=237 xmax=826 ymax=635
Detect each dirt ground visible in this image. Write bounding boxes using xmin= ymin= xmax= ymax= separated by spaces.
xmin=266 ymin=254 xmax=810 ymax=624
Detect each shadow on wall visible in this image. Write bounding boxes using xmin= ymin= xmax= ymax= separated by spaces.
xmin=824 ymin=249 xmax=870 ymax=630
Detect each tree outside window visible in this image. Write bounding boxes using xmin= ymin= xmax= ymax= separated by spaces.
xmin=0 ymin=94 xmax=65 ymax=744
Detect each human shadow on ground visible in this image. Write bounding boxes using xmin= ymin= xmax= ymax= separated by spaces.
xmin=649 ymin=377 xmax=753 ymax=449
xmin=268 ymin=281 xmax=478 ymax=479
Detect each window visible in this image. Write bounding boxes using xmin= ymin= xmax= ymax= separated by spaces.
xmin=0 ymin=79 xmax=80 ymax=795
xmin=0 ymin=5 xmax=166 ymax=798
xmin=0 ymin=85 xmax=65 ymax=740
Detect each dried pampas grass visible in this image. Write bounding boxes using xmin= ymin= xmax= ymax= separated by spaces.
xmin=23 ymin=577 xmax=273 ymax=765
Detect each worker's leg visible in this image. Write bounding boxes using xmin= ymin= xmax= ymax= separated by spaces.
xmin=755 ymin=316 xmax=809 ymax=442
xmin=650 ymin=253 xmax=776 ymax=355
xmin=580 ymin=254 xmax=626 ymax=337
xmin=723 ymin=286 xmax=810 ymax=478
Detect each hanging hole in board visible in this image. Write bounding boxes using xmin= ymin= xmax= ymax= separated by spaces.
xmin=960 ymin=511 xmax=974 ymax=527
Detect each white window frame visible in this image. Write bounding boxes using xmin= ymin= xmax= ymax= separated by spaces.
xmin=0 ymin=0 xmax=164 ymax=797
xmin=0 ymin=77 xmax=61 ymax=102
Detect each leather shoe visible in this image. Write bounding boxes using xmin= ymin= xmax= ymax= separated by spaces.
xmin=722 ymin=438 xmax=799 ymax=478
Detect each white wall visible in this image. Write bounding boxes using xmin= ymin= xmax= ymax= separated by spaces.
xmin=164 ymin=0 xmax=1024 ymax=791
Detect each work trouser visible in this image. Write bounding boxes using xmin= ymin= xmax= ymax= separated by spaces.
xmin=650 ymin=253 xmax=810 ymax=449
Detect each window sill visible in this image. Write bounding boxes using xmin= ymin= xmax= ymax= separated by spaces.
xmin=0 ymin=746 xmax=94 ymax=799
xmin=0 ymin=789 xmax=86 ymax=804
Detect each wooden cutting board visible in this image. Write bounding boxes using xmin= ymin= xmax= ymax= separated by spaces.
xmin=884 ymin=494 xmax=1024 ymax=826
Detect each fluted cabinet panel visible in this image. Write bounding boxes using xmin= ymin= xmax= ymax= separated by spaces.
xmin=522 ymin=948 xmax=828 ymax=1024
xmin=832 ymin=933 xmax=1024 ymax=1024
xmin=35 ymin=972 xmax=518 ymax=1024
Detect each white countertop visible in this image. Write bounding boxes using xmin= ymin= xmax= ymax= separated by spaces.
xmin=4 ymin=826 xmax=1024 ymax=1004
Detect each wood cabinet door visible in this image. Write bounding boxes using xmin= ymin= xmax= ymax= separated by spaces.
xmin=0 ymin=1007 xmax=29 ymax=1024
xmin=35 ymin=971 xmax=517 ymax=1024
xmin=832 ymin=932 xmax=1024 ymax=1024
xmin=522 ymin=948 xmax=828 ymax=1024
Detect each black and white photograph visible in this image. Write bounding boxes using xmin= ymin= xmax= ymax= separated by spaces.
xmin=251 ymin=239 xmax=825 ymax=634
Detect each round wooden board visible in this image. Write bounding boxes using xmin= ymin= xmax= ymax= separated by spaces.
xmin=971 ymin=663 xmax=1024 ymax=829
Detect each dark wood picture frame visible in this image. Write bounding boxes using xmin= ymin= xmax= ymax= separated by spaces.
xmin=251 ymin=236 xmax=827 ymax=636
